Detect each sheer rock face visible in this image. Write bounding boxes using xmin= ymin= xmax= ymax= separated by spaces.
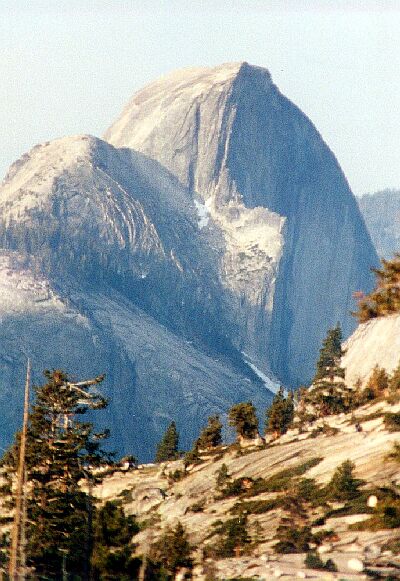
xmin=105 ymin=62 xmax=378 ymax=385
xmin=358 ymin=189 xmax=400 ymax=259
xmin=343 ymin=314 xmax=400 ymax=387
xmin=0 ymin=136 xmax=273 ymax=460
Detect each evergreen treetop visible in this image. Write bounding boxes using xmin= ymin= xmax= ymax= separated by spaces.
xmin=3 ymin=369 xmax=111 ymax=579
xmin=228 ymin=402 xmax=259 ymax=439
xmin=149 ymin=521 xmax=193 ymax=578
xmin=355 ymin=254 xmax=400 ymax=322
xmin=302 ymin=325 xmax=353 ymax=418
xmin=314 ymin=324 xmax=344 ymax=382
xmin=327 ymin=460 xmax=363 ymax=501
xmin=155 ymin=421 xmax=179 ymax=463
xmin=91 ymin=501 xmax=140 ymax=580
xmin=266 ymin=388 xmax=294 ymax=437
xmin=197 ymin=414 xmax=222 ymax=450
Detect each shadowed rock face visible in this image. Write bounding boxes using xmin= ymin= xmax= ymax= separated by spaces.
xmin=358 ymin=189 xmax=400 ymax=259
xmin=0 ymin=136 xmax=273 ymax=461
xmin=105 ymin=61 xmax=378 ymax=386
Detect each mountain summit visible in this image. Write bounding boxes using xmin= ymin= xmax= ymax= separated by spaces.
xmin=105 ymin=62 xmax=378 ymax=385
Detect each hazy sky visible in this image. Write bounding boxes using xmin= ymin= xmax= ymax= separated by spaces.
xmin=2 ymin=0 xmax=400 ymax=195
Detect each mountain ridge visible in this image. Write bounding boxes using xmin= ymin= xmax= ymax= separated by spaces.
xmin=105 ymin=61 xmax=379 ymax=386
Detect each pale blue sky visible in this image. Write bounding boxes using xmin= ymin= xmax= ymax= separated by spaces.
xmin=1 ymin=0 xmax=400 ymax=195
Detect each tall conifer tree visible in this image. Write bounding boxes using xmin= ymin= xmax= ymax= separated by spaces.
xmin=155 ymin=421 xmax=179 ymax=463
xmin=2 ymin=369 xmax=110 ymax=579
xmin=304 ymin=325 xmax=353 ymax=417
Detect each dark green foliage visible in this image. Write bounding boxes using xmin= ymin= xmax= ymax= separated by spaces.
xmin=216 ymin=463 xmax=230 ymax=490
xmin=265 ymin=388 xmax=294 ymax=437
xmin=2 ymin=369 xmax=110 ymax=579
xmin=350 ymin=491 xmax=400 ymax=531
xmin=355 ymin=254 xmax=400 ymax=322
xmin=253 ymin=458 xmax=323 ymax=494
xmin=314 ymin=325 xmax=344 ymax=382
xmin=384 ymin=412 xmax=400 ymax=432
xmin=303 ymin=325 xmax=354 ymax=417
xmin=91 ymin=501 xmax=140 ymax=580
xmin=155 ymin=421 xmax=179 ymax=463
xmin=305 ymin=553 xmax=337 ymax=571
xmin=188 ymin=499 xmax=205 ymax=513
xmin=183 ymin=445 xmax=201 ymax=469
xmin=228 ymin=402 xmax=259 ymax=439
xmin=150 ymin=522 xmax=193 ymax=578
xmin=219 ymin=477 xmax=255 ymax=498
xmin=197 ymin=415 xmax=223 ymax=449
xmin=230 ymin=498 xmax=281 ymax=515
xmin=212 ymin=515 xmax=251 ymax=558
xmin=274 ymin=487 xmax=312 ymax=554
xmin=168 ymin=468 xmax=185 ymax=482
xmin=326 ymin=460 xmax=364 ymax=501
xmin=274 ymin=526 xmax=313 ymax=554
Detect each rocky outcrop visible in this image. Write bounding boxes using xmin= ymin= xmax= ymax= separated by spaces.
xmin=0 ymin=136 xmax=274 ymax=460
xmin=93 ymin=399 xmax=400 ymax=579
xmin=342 ymin=314 xmax=400 ymax=387
xmin=105 ymin=61 xmax=378 ymax=386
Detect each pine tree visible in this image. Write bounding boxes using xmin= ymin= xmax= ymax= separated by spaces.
xmin=355 ymin=254 xmax=400 ymax=322
xmin=91 ymin=501 xmax=140 ymax=580
xmin=197 ymin=415 xmax=222 ymax=450
xmin=326 ymin=460 xmax=363 ymax=501
xmin=149 ymin=522 xmax=193 ymax=578
xmin=266 ymin=388 xmax=294 ymax=437
xmin=214 ymin=514 xmax=250 ymax=557
xmin=228 ymin=402 xmax=259 ymax=439
xmin=303 ymin=325 xmax=353 ymax=417
xmin=2 ymin=369 xmax=110 ymax=579
xmin=155 ymin=421 xmax=179 ymax=463
xmin=274 ymin=492 xmax=312 ymax=554
xmin=314 ymin=324 xmax=344 ymax=382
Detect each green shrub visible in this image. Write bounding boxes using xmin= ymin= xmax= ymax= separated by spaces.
xmin=253 ymin=457 xmax=323 ymax=494
xmin=230 ymin=498 xmax=281 ymax=515
xmin=305 ymin=552 xmax=337 ymax=571
xmin=211 ymin=516 xmax=251 ymax=558
xmin=188 ymin=500 xmax=205 ymax=513
xmin=168 ymin=469 xmax=185 ymax=482
xmin=274 ymin=526 xmax=313 ymax=554
xmin=325 ymin=460 xmax=364 ymax=501
xmin=228 ymin=402 xmax=259 ymax=439
xmin=384 ymin=412 xmax=400 ymax=432
xmin=215 ymin=463 xmax=230 ymax=490
xmin=305 ymin=553 xmax=325 ymax=569
xmin=149 ymin=522 xmax=193 ymax=577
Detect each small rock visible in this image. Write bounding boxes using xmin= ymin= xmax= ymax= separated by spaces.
xmin=367 ymin=494 xmax=378 ymax=508
xmin=365 ymin=543 xmax=381 ymax=558
xmin=349 ymin=543 xmax=362 ymax=552
xmin=273 ymin=569 xmax=282 ymax=577
xmin=317 ymin=543 xmax=332 ymax=554
xmin=297 ymin=571 xmax=307 ymax=578
xmin=348 ymin=558 xmax=364 ymax=572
